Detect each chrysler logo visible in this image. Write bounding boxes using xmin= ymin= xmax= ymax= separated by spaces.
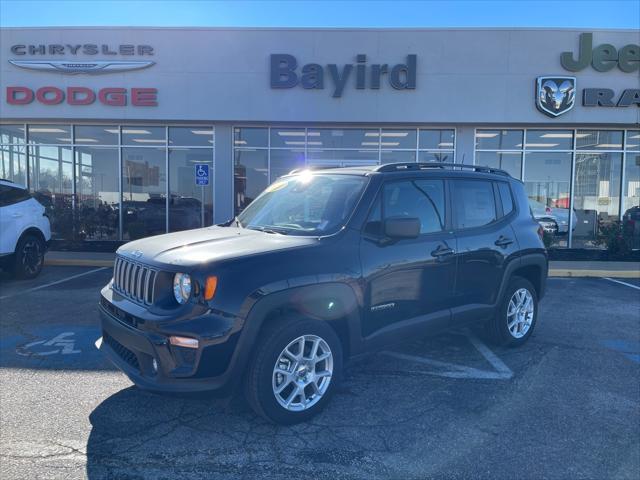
xmin=9 ymin=59 xmax=155 ymax=75
xmin=536 ymin=76 xmax=576 ymax=117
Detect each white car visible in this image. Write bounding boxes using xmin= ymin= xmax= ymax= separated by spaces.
xmin=529 ymin=199 xmax=576 ymax=234
xmin=0 ymin=179 xmax=51 ymax=278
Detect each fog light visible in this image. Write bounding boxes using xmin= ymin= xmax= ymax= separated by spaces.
xmin=169 ymin=335 xmax=199 ymax=349
xmin=152 ymin=358 xmax=158 ymax=373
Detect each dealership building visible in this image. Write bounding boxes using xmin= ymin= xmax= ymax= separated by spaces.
xmin=0 ymin=27 xmax=638 ymax=251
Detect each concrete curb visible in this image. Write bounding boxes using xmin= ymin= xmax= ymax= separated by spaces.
xmin=43 ymin=258 xmax=639 ymax=278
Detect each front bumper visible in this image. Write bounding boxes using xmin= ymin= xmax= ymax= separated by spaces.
xmin=98 ymin=296 xmax=240 ymax=394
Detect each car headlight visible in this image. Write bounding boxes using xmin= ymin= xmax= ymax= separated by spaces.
xmin=173 ymin=273 xmax=192 ymax=304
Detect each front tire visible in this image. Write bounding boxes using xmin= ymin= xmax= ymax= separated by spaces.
xmin=486 ymin=276 xmax=538 ymax=347
xmin=13 ymin=234 xmax=45 ymax=279
xmin=244 ymin=318 xmax=342 ymax=424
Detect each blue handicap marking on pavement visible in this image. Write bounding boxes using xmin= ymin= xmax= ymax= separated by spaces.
xmin=601 ymin=339 xmax=640 ymax=364
xmin=195 ymin=163 xmax=210 ymax=186
xmin=0 ymin=325 xmax=112 ymax=370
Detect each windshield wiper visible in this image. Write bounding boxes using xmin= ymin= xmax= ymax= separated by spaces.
xmin=247 ymin=225 xmax=289 ymax=235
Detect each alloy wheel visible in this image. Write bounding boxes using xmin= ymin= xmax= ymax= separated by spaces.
xmin=21 ymin=239 xmax=43 ymax=276
xmin=507 ymin=288 xmax=534 ymax=339
xmin=272 ymin=334 xmax=333 ymax=412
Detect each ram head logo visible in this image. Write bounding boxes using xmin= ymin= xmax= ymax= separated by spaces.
xmin=536 ymin=76 xmax=576 ymax=117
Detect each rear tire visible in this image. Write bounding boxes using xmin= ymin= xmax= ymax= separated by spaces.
xmin=13 ymin=234 xmax=45 ymax=280
xmin=244 ymin=317 xmax=342 ymax=425
xmin=486 ymin=276 xmax=538 ymax=347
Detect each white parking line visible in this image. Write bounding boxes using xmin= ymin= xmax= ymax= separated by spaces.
xmin=0 ymin=267 xmax=108 ymax=300
xmin=603 ymin=277 xmax=640 ymax=291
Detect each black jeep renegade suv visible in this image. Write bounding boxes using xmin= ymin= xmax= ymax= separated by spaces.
xmin=99 ymin=163 xmax=547 ymax=424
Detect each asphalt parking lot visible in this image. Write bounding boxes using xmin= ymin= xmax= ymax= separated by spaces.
xmin=0 ymin=266 xmax=639 ymax=479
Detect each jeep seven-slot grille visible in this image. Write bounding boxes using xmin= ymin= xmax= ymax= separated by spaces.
xmin=112 ymin=256 xmax=157 ymax=305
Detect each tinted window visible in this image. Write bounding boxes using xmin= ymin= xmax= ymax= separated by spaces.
xmin=382 ymin=179 xmax=445 ymax=234
xmin=497 ymin=182 xmax=514 ymax=216
xmin=452 ymin=180 xmax=497 ymax=229
xmin=0 ymin=184 xmax=31 ymax=207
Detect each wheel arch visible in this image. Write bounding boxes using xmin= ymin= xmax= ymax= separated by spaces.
xmin=15 ymin=227 xmax=47 ymax=253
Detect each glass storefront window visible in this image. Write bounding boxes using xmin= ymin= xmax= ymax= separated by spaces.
xmin=169 ymin=148 xmax=214 ymax=232
xmin=270 ymin=128 xmax=306 ymax=148
xmin=1 ymin=145 xmax=27 ymax=185
xmin=169 ymin=127 xmax=214 ymax=147
xmin=122 ymin=147 xmax=167 ymax=240
xmin=475 ymin=151 xmax=522 ymax=178
xmin=572 ymin=152 xmax=622 ymax=248
xmin=270 ymin=149 xmax=305 ymax=182
xmin=419 ymin=129 xmax=455 ymax=150
xmin=525 ymin=130 xmax=573 ymax=150
xmin=379 ymin=129 xmax=417 ymax=149
xmin=74 ymin=125 xmax=118 ymax=145
xmin=418 ymin=151 xmax=454 ymax=163
xmin=524 ymin=152 xmax=573 ymax=248
xmin=1 ymin=124 xmax=25 ymax=144
xmin=475 ymin=129 xmax=523 ymax=150
xmin=577 ymin=130 xmax=624 ymax=151
xmin=307 ymin=128 xmax=379 ymax=149
xmin=122 ymin=126 xmax=166 ymax=146
xmin=28 ymin=145 xmax=74 ymax=240
xmin=28 ymin=125 xmax=72 ymax=144
xmin=307 ymin=149 xmax=379 ymax=166
xmin=234 ymin=127 xmax=268 ymax=148
xmin=381 ymin=151 xmax=417 ymax=163
xmin=235 ymin=149 xmax=268 ymax=215
xmin=75 ymin=147 xmax=119 ymax=240
xmin=626 ymin=130 xmax=640 ymax=151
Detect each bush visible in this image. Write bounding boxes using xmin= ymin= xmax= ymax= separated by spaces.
xmin=598 ymin=221 xmax=633 ymax=259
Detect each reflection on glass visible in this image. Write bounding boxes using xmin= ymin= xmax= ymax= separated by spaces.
xmin=234 ymin=127 xmax=268 ymax=148
xmin=626 ymin=130 xmax=640 ymax=151
xmin=1 ymin=145 xmax=27 ymax=185
xmin=623 ymin=150 xmax=640 ymax=249
xmin=379 ymin=129 xmax=417 ymax=149
xmin=572 ymin=153 xmax=622 ymax=248
xmin=28 ymin=145 xmax=74 ymax=240
xmin=307 ymin=129 xmax=378 ymax=149
xmin=270 ymin=149 xmax=305 ymax=182
xmin=74 ymin=125 xmax=118 ymax=145
xmin=524 ymin=151 xmax=572 ymax=248
xmin=234 ymin=149 xmax=268 ymax=215
xmin=476 ymin=151 xmax=522 ymax=178
xmin=419 ymin=129 xmax=455 ymax=150
xmin=270 ymin=128 xmax=306 ymax=148
xmin=381 ymin=151 xmax=416 ymax=164
xmin=1 ymin=124 xmax=25 ymax=144
xmin=28 ymin=125 xmax=72 ymax=144
xmin=307 ymin=150 xmax=378 ymax=165
xmin=475 ymin=129 xmax=523 ymax=150
xmin=75 ymin=147 xmax=119 ymax=240
xmin=169 ymin=148 xmax=213 ymax=232
xmin=418 ymin=151 xmax=454 ymax=163
xmin=122 ymin=147 xmax=167 ymax=239
xmin=576 ymin=130 xmax=623 ymax=151
xmin=525 ymin=130 xmax=573 ymax=150
xmin=169 ymin=127 xmax=214 ymax=147
xmin=121 ymin=126 xmax=166 ymax=146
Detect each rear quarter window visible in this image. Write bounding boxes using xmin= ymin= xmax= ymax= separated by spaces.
xmin=0 ymin=184 xmax=31 ymax=207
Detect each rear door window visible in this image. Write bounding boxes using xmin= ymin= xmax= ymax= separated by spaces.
xmin=0 ymin=185 xmax=31 ymax=207
xmin=496 ymin=182 xmax=515 ymax=217
xmin=451 ymin=179 xmax=497 ymax=229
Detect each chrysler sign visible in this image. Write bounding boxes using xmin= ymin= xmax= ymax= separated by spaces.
xmin=5 ymin=42 xmax=158 ymax=106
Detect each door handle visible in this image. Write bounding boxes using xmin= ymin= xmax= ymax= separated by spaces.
xmin=11 ymin=213 xmax=23 ymax=218
xmin=495 ymin=236 xmax=514 ymax=248
xmin=431 ymin=246 xmax=455 ymax=258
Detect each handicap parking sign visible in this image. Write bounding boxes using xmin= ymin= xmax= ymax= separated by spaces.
xmin=195 ymin=164 xmax=209 ymax=186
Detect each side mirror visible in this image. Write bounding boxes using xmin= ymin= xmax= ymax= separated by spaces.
xmin=384 ymin=216 xmax=420 ymax=239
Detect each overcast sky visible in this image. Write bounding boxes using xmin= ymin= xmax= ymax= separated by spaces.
xmin=1 ymin=0 xmax=638 ymax=29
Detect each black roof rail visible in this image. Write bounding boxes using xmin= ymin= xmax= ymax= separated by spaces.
xmin=374 ymin=162 xmax=511 ymax=177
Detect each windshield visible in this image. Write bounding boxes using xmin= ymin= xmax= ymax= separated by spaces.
xmin=237 ymin=173 xmax=368 ymax=236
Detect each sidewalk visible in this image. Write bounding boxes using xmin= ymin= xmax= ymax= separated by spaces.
xmin=44 ymin=251 xmax=640 ymax=278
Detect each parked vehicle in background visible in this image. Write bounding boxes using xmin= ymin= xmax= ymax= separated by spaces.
xmin=0 ymin=179 xmax=51 ymax=279
xmin=623 ymin=206 xmax=640 ymax=250
xmin=98 ymin=163 xmax=548 ymax=424
xmin=529 ymin=198 xmax=576 ymax=234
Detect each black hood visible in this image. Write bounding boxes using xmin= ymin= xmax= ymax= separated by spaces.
xmin=117 ymin=226 xmax=318 ymax=268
